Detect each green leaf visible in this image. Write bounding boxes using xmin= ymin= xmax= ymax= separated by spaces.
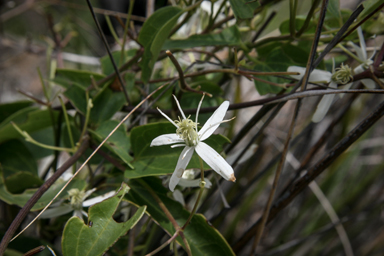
xmin=0 ymin=139 xmax=38 ymax=178
xmin=126 ymin=177 xmax=235 ymax=256
xmin=0 ymin=101 xmax=33 ymax=123
xmin=90 ymin=89 xmax=126 ymax=125
xmin=101 ymin=50 xmax=137 ymax=75
xmin=162 ymin=26 xmax=242 ymax=50
xmin=23 ymin=127 xmax=56 ymax=159
xmin=54 ymin=69 xmax=105 ymax=90
xmin=62 ymin=183 xmax=146 ymax=256
xmin=0 ymin=164 xmax=86 ymax=211
xmin=90 ymin=120 xmax=133 ymax=169
xmin=64 ymin=85 xmax=126 ymax=125
xmin=63 ymin=85 xmax=87 ymax=114
xmin=0 ymin=139 xmax=42 ymax=193
xmin=125 ymin=122 xmax=230 ymax=179
xmin=138 ymin=6 xmax=184 ymax=83
xmin=254 ymin=43 xmax=309 ymax=95
xmin=359 ymin=0 xmax=384 ymax=22
xmin=0 ymin=107 xmax=59 ymax=144
xmin=228 ymin=0 xmax=260 ymax=20
xmin=279 ymin=18 xmax=316 ymax=35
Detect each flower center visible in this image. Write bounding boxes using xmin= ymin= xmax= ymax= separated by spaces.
xmin=175 ymin=116 xmax=199 ymax=146
xmin=331 ymin=63 xmax=353 ymax=84
xmin=68 ymin=188 xmax=85 ymax=210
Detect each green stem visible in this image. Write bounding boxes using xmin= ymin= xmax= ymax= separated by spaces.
xmin=104 ymin=15 xmax=122 ymax=47
xmin=120 ymin=0 xmax=135 ymax=66
xmin=11 ymin=122 xmax=75 ymax=153
xmin=79 ymin=92 xmax=92 ymax=144
xmin=338 ymin=43 xmax=365 ymax=64
xmin=58 ymin=96 xmax=75 ymax=149
xmin=182 ymin=156 xmax=206 ymax=230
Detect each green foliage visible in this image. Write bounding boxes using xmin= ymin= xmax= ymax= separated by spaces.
xmin=2 ymin=1 xmax=384 ymax=255
xmin=163 ymin=26 xmax=243 ymax=49
xmin=138 ymin=6 xmax=184 ymax=82
xmin=62 ymin=183 xmax=146 ymax=256
xmin=228 ymin=0 xmax=260 ymax=20
xmin=126 ymin=178 xmax=235 ymax=256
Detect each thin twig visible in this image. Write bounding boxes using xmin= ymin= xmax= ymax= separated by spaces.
xmin=251 ymin=99 xmax=300 ymax=253
xmin=85 ymin=0 xmax=131 ymax=105
xmin=233 ymin=99 xmax=384 ymax=252
xmin=7 ymin=83 xmax=167 ymax=245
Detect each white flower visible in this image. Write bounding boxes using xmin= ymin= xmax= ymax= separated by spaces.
xmin=348 ymin=26 xmax=376 ymax=89
xmin=151 ymin=95 xmax=235 ymax=191
xmin=40 ymin=188 xmax=115 ymax=220
xmin=288 ymin=65 xmax=352 ymax=123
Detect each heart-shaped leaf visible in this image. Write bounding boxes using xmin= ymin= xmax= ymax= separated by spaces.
xmin=62 ymin=183 xmax=146 ymax=256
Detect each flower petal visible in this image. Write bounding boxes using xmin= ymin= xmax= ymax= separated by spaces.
xmin=287 ymin=66 xmax=332 ymax=82
xmin=361 ymin=78 xmax=376 ymax=89
xmin=151 ymin=134 xmax=184 ymax=146
xmin=157 ymin=108 xmax=178 ymax=127
xmin=339 ymin=82 xmax=353 ymax=98
xmin=82 ymin=191 xmax=116 ymax=207
xmin=83 ymin=188 xmax=97 ymax=201
xmin=357 ymin=26 xmax=367 ymax=60
xmin=354 ymin=64 xmax=365 ymax=74
xmin=199 ymin=101 xmax=229 ymax=141
xmin=348 ymin=42 xmax=366 ymax=62
xmin=195 ymin=142 xmax=235 ymax=181
xmin=312 ymin=82 xmax=337 ymax=123
xmin=39 ymin=205 xmax=73 ymax=219
xmin=287 ymin=66 xmax=305 ymax=80
xmin=308 ymin=69 xmax=332 ymax=83
xmin=169 ymin=146 xmax=194 ymax=191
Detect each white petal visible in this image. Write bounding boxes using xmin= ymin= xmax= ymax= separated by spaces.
xmin=287 ymin=66 xmax=331 ymax=82
xmin=195 ymin=94 xmax=205 ymax=125
xmin=354 ymin=64 xmax=365 ymax=74
xmin=361 ymin=79 xmax=376 ymax=89
xmin=312 ymin=82 xmax=337 ymax=123
xmin=157 ymin=108 xmax=178 ymax=127
xmin=151 ymin=134 xmax=184 ymax=146
xmin=83 ymin=188 xmax=97 ymax=201
xmin=172 ymin=189 xmax=185 ymax=205
xmin=178 ymin=178 xmax=212 ymax=188
xmin=287 ymin=66 xmax=305 ymax=80
xmin=349 ymin=42 xmax=365 ymax=62
xmin=198 ymin=101 xmax=229 ymax=141
xmin=39 ymin=205 xmax=73 ymax=219
xmin=172 ymin=95 xmax=186 ymax=119
xmin=357 ymin=26 xmax=367 ymax=60
xmin=339 ymin=82 xmax=353 ymax=98
xmin=195 ymin=142 xmax=235 ymax=181
xmin=169 ymin=146 xmax=194 ymax=191
xmin=82 ymin=191 xmax=116 ymax=207
xmin=308 ymin=69 xmax=332 ymax=83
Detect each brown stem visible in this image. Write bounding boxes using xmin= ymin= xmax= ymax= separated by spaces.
xmin=233 ymin=99 xmax=384 ymax=252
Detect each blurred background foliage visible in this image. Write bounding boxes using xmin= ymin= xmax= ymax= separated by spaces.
xmin=1 ymin=0 xmax=384 ymax=255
